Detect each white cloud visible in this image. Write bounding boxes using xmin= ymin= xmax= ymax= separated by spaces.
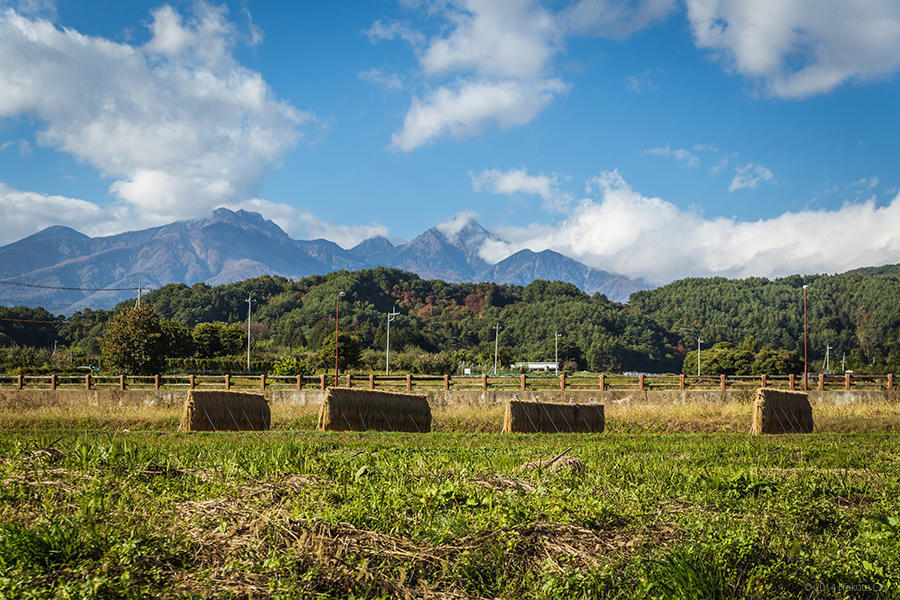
xmin=420 ymin=0 xmax=560 ymax=80
xmin=685 ymin=0 xmax=900 ymax=98
xmin=644 ymin=145 xmax=700 ymax=167
xmin=0 ymin=3 xmax=318 ymax=229
xmin=729 ymin=163 xmax=774 ymax=192
xmin=471 ymin=167 xmax=572 ymax=211
xmin=389 ymin=78 xmax=567 ymax=151
xmin=358 ymin=68 xmax=404 ymax=91
xmin=231 ymin=199 xmax=389 ymax=249
xmin=435 ymin=211 xmax=479 ymax=241
xmin=562 ymin=0 xmax=677 ymax=38
xmin=0 ymin=0 xmax=55 ymax=19
xmin=478 ymin=170 xmax=900 ymax=283
xmin=0 ymin=181 xmax=108 ymax=244
xmin=364 ymin=19 xmax=425 ymax=47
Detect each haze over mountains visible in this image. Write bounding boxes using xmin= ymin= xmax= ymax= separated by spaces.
xmin=0 ymin=208 xmax=647 ymax=313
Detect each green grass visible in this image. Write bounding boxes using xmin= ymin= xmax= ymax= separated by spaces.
xmin=0 ymin=409 xmax=898 ymax=598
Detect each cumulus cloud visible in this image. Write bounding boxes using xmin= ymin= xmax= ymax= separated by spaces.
xmin=0 ymin=3 xmax=318 ymax=229
xmin=644 ymin=145 xmax=700 ymax=167
xmin=389 ymin=78 xmax=567 ymax=151
xmin=685 ymin=0 xmax=900 ymax=98
xmin=471 ymin=167 xmax=572 ymax=211
xmin=378 ymin=0 xmax=669 ymax=151
xmin=0 ymin=181 xmax=110 ymax=244
xmin=358 ymin=67 xmax=404 ymax=91
xmin=478 ymin=170 xmax=900 ymax=283
xmin=729 ymin=163 xmax=774 ymax=192
xmin=435 ymin=211 xmax=480 ymax=240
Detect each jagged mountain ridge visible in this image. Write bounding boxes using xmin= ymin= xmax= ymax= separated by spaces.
xmin=0 ymin=208 xmax=648 ymax=312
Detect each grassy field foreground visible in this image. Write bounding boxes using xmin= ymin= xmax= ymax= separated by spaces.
xmin=0 ymin=404 xmax=898 ymax=598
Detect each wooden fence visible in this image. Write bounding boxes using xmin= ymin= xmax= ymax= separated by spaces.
xmin=0 ymin=372 xmax=893 ymax=392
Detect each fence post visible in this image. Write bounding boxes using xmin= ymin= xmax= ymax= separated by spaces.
xmin=16 ymin=374 xmax=22 ymax=390
xmin=320 ymin=374 xmax=326 ymax=390
xmin=638 ymin=374 xmax=645 ymax=391
xmin=85 ymin=374 xmax=91 ymax=391
xmin=189 ymin=374 xmax=195 ymax=390
xmin=845 ymin=373 xmax=851 ymax=390
xmin=369 ymin=374 xmax=375 ymax=390
xmin=444 ymin=374 xmax=450 ymax=391
xmin=720 ymin=374 xmax=726 ymax=391
xmin=406 ymin=374 xmax=412 ymax=391
xmin=51 ymin=374 xmax=57 ymax=391
xmin=344 ymin=374 xmax=350 ymax=388
xmin=482 ymin=374 xmax=487 ymax=391
xmin=520 ymin=374 xmax=526 ymax=391
xmin=120 ymin=374 xmax=126 ymax=391
xmin=225 ymin=374 xmax=231 ymax=390
xmin=761 ymin=374 xmax=767 ymax=388
xmin=600 ymin=373 xmax=605 ymax=391
xmin=154 ymin=374 xmax=160 ymax=390
xmin=260 ymin=374 xmax=266 ymax=391
xmin=559 ymin=373 xmax=566 ymax=391
xmin=818 ymin=373 xmax=824 ymax=391
xmin=297 ymin=374 xmax=302 ymax=391
xmin=679 ymin=373 xmax=685 ymax=391
xmin=789 ymin=374 xmax=795 ymax=390
xmin=889 ymin=373 xmax=894 ymax=391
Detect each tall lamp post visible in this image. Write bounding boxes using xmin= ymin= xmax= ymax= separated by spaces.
xmin=386 ymin=308 xmax=399 ymax=375
xmin=803 ymin=284 xmax=809 ymax=391
xmin=334 ymin=291 xmax=345 ymax=386
xmin=493 ymin=324 xmax=502 ymax=374
xmin=697 ymin=337 xmax=704 ymax=377
xmin=246 ymin=293 xmax=253 ymax=373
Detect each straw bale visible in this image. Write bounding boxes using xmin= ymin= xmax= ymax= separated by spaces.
xmin=317 ymin=388 xmax=431 ymax=432
xmin=179 ymin=390 xmax=270 ymax=432
xmin=502 ymin=400 xmax=605 ymax=434
xmin=750 ymin=388 xmax=814 ymax=434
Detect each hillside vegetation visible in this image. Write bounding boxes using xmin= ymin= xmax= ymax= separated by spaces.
xmin=3 ymin=264 xmax=900 ymax=374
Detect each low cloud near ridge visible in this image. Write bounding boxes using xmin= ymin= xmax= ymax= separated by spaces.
xmin=477 ymin=170 xmax=900 ymax=284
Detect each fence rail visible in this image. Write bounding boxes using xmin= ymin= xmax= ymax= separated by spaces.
xmin=0 ymin=372 xmax=894 ymax=392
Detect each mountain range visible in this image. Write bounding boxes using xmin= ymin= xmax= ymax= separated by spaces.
xmin=0 ymin=208 xmax=648 ymax=313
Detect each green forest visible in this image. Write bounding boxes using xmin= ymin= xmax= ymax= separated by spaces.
xmin=3 ymin=263 xmax=900 ymax=375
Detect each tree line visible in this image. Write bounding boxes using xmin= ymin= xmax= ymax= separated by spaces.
xmin=3 ymin=263 xmax=900 ymax=375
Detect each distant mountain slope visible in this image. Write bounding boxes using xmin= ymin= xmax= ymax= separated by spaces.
xmin=0 ymin=208 xmax=647 ymax=312
xmin=478 ymin=249 xmax=648 ymax=300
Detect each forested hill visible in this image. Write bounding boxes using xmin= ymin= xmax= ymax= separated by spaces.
xmin=629 ymin=264 xmax=900 ymax=363
xmin=3 ymin=264 xmax=900 ymax=374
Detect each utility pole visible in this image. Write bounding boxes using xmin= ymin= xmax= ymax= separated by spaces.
xmin=697 ymin=338 xmax=704 ymax=377
xmin=335 ymin=291 xmax=345 ymax=386
xmin=386 ymin=308 xmax=399 ymax=375
xmin=554 ymin=330 xmax=562 ymax=373
xmin=825 ymin=344 xmax=832 ymax=373
xmin=135 ymin=280 xmax=142 ymax=308
xmin=493 ymin=324 xmax=502 ymax=374
xmin=842 ymin=352 xmax=846 ymax=373
xmin=803 ymin=284 xmax=809 ymax=390
xmin=246 ymin=293 xmax=253 ymax=373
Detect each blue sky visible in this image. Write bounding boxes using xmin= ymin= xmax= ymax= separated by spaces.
xmin=0 ymin=0 xmax=898 ymax=283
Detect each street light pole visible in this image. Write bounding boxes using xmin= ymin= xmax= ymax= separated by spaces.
xmin=803 ymin=284 xmax=809 ymax=391
xmin=334 ymin=291 xmax=345 ymax=387
xmin=493 ymin=324 xmax=502 ymax=374
xmin=386 ymin=309 xmax=399 ymax=375
xmin=825 ymin=344 xmax=832 ymax=373
xmin=697 ymin=337 xmax=704 ymax=377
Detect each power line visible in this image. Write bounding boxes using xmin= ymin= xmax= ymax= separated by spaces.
xmin=0 ymin=279 xmax=147 ymax=292
xmin=0 ymin=316 xmax=104 ymax=326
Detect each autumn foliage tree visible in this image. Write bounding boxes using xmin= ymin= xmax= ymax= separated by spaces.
xmin=100 ymin=305 xmax=167 ymax=375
